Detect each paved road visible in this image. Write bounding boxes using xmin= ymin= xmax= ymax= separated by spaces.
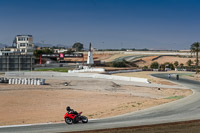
xmin=1 ymin=73 xmax=200 ymax=133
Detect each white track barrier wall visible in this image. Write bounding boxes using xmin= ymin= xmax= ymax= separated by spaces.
xmin=68 ymin=68 xmax=105 ymax=73
xmin=8 ymin=78 xmax=45 ymax=85
xmin=68 ymin=68 xmax=142 ymax=74
xmin=6 ymin=72 xmax=149 ymax=83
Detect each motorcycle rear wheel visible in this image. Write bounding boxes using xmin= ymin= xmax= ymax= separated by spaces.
xmin=65 ymin=117 xmax=73 ymax=124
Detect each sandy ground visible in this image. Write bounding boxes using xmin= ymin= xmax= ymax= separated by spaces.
xmin=103 ymin=54 xmax=131 ymax=62
xmin=136 ymin=56 xmax=195 ymax=67
xmin=0 ymin=76 xmax=192 ymax=126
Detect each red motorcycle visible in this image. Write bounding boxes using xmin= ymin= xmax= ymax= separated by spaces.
xmin=64 ymin=111 xmax=88 ymax=124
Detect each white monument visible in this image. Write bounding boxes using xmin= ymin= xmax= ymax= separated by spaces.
xmin=87 ymin=43 xmax=94 ymax=65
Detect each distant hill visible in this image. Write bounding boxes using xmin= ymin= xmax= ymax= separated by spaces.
xmin=34 ymin=42 xmax=71 ymax=48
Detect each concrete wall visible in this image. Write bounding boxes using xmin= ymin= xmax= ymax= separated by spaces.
xmin=68 ymin=68 xmax=105 ymax=73
xmin=5 ymin=71 xmax=149 ymax=83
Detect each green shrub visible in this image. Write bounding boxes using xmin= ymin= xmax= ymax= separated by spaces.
xmin=143 ymin=66 xmax=148 ymax=69
xmin=112 ymin=61 xmax=126 ymax=67
xmin=150 ymin=62 xmax=159 ymax=69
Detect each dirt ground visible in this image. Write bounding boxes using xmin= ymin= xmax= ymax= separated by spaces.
xmin=103 ymin=54 xmax=133 ymax=62
xmin=136 ymin=56 xmax=195 ymax=67
xmin=0 ymin=77 xmax=192 ymax=126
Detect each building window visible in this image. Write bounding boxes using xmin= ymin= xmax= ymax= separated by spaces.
xmin=18 ymin=38 xmax=23 ymax=41
xmin=20 ymin=49 xmax=25 ymax=52
xmin=18 ymin=37 xmax=28 ymax=41
xmin=20 ymin=43 xmax=26 ymax=47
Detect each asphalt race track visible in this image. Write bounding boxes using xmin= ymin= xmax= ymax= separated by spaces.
xmin=1 ymin=73 xmax=200 ymax=133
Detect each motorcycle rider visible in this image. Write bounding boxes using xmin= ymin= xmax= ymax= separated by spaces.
xmin=168 ymin=74 xmax=171 ymax=78
xmin=66 ymin=106 xmax=79 ymax=123
xmin=66 ymin=106 xmax=78 ymax=115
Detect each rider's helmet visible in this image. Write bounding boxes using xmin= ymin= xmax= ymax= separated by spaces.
xmin=66 ymin=106 xmax=71 ymax=111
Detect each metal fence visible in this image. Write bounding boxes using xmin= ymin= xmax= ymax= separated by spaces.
xmin=0 ymin=55 xmax=34 ymax=71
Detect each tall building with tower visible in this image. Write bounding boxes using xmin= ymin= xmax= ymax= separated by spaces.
xmin=0 ymin=35 xmax=35 ymax=72
xmin=13 ymin=35 xmax=34 ymax=55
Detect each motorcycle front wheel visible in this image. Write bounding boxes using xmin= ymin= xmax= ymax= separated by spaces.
xmin=65 ymin=117 xmax=73 ymax=124
xmin=81 ymin=116 xmax=88 ymax=123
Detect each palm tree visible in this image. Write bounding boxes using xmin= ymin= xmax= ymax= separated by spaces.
xmin=187 ymin=59 xmax=193 ymax=67
xmin=190 ymin=42 xmax=200 ymax=74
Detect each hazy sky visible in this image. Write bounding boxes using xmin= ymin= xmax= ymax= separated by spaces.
xmin=0 ymin=0 xmax=200 ymax=50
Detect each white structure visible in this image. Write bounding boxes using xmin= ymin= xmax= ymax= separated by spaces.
xmin=0 ymin=51 xmax=15 ymax=56
xmin=54 ymin=48 xmax=68 ymax=53
xmin=8 ymin=78 xmax=45 ymax=85
xmin=13 ymin=35 xmax=34 ymax=55
xmin=68 ymin=66 xmax=105 ymax=73
xmin=87 ymin=43 xmax=94 ymax=65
